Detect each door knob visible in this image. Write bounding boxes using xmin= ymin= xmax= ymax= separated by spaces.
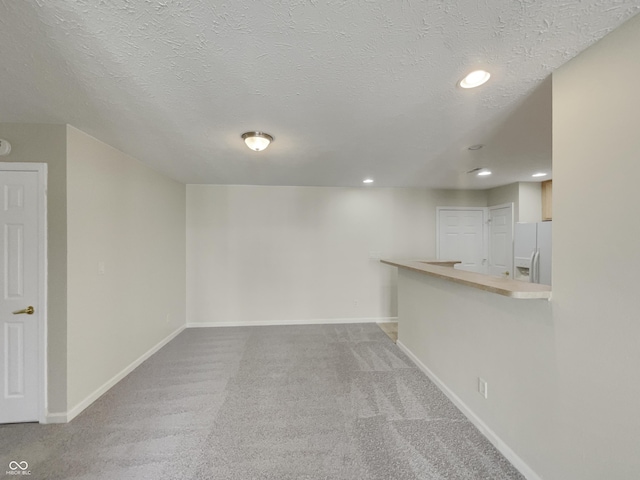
xmin=13 ymin=306 xmax=34 ymax=315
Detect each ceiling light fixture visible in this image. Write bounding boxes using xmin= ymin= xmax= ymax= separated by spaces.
xmin=459 ymin=70 xmax=491 ymax=89
xmin=363 ymin=178 xmax=374 ymax=184
xmin=532 ymin=172 xmax=548 ymax=177
xmin=477 ymin=169 xmax=492 ymax=176
xmin=468 ymin=144 xmax=484 ymax=151
xmin=241 ymin=131 xmax=274 ymax=151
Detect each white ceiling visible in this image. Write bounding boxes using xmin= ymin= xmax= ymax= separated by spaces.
xmin=1 ymin=1 xmax=638 ymax=188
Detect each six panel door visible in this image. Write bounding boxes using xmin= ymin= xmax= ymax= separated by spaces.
xmin=0 ymin=170 xmax=40 ymax=423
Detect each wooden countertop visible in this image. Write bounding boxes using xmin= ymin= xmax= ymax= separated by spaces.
xmin=381 ymin=259 xmax=552 ymax=300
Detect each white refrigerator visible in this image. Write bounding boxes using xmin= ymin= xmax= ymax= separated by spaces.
xmin=514 ymin=221 xmax=552 ymax=285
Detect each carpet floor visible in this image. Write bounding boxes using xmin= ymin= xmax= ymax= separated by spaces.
xmin=0 ymin=324 xmax=524 ymax=479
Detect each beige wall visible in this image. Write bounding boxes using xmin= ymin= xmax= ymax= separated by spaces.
xmin=0 ymin=123 xmax=68 ymax=413
xmin=66 ymin=126 xmax=186 ymax=410
xmin=186 ymin=185 xmax=486 ymax=325
xmin=552 ymin=11 xmax=640 ymax=479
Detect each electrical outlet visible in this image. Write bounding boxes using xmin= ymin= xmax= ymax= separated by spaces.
xmin=478 ymin=377 xmax=488 ymax=399
xmin=353 ymin=299 xmax=359 ymax=308
xmin=97 ymin=261 xmax=105 ymax=275
xmin=165 ymin=313 xmax=171 ymax=324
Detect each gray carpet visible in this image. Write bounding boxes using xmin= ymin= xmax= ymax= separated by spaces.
xmin=0 ymin=324 xmax=524 ymax=479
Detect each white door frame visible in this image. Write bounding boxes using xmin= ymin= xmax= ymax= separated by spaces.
xmin=487 ymin=202 xmax=514 ymax=277
xmin=435 ymin=206 xmax=489 ymax=263
xmin=0 ymin=162 xmax=48 ymax=423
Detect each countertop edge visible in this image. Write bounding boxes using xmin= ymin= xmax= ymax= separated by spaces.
xmin=381 ymin=259 xmax=552 ymax=300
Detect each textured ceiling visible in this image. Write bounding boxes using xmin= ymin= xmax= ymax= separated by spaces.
xmin=1 ymin=1 xmax=639 ymax=188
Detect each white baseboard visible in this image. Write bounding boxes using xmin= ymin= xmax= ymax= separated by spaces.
xmin=44 ymin=412 xmax=68 ymax=424
xmin=47 ymin=325 xmax=186 ymax=424
xmin=186 ymin=317 xmax=398 ymax=328
xmin=396 ymin=340 xmax=542 ymax=480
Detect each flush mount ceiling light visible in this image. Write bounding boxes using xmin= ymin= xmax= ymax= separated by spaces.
xmin=363 ymin=178 xmax=374 ymax=184
xmin=241 ymin=132 xmax=274 ymax=151
xmin=532 ymin=172 xmax=548 ymax=177
xmin=0 ymin=139 xmax=11 ymax=156
xmin=468 ymin=144 xmax=484 ymax=151
xmin=459 ymin=70 xmax=491 ymax=89
xmin=468 ymin=167 xmax=492 ymax=176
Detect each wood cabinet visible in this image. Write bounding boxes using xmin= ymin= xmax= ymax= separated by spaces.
xmin=541 ymin=180 xmax=552 ymax=221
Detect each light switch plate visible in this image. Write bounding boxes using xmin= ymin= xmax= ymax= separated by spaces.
xmin=478 ymin=377 xmax=488 ymax=399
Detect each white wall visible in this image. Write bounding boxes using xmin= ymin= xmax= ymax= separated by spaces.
xmin=0 ymin=123 xmax=68 ymax=414
xmin=552 ymin=12 xmax=640 ymax=479
xmin=187 ymin=185 xmax=486 ymax=325
xmin=66 ymin=126 xmax=186 ymax=410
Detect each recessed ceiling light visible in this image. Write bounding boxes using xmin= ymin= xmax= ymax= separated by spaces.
xmin=363 ymin=178 xmax=374 ymax=184
xmin=241 ymin=131 xmax=273 ymax=151
xmin=468 ymin=144 xmax=484 ymax=151
xmin=532 ymin=172 xmax=548 ymax=177
xmin=477 ymin=170 xmax=492 ymax=176
xmin=459 ymin=70 xmax=491 ymax=89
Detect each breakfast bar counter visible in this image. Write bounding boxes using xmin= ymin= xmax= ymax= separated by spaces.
xmin=380 ymin=258 xmax=555 ymax=476
xmin=381 ymin=259 xmax=551 ymax=300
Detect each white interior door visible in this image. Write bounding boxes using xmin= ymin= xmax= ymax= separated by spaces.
xmin=0 ymin=167 xmax=43 ymax=423
xmin=488 ymin=204 xmax=514 ymax=278
xmin=437 ymin=209 xmax=486 ymax=273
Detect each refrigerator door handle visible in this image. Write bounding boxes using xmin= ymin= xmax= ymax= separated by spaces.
xmin=529 ymin=250 xmax=537 ymax=283
xmin=533 ymin=249 xmax=541 ymax=283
